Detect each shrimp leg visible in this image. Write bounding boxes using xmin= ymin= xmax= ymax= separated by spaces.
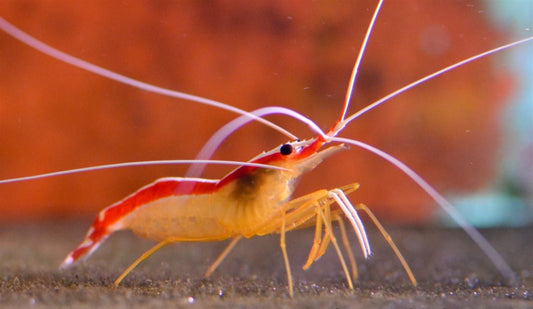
xmin=354 ymin=203 xmax=417 ymax=286
xmin=253 ymin=182 xmax=416 ymax=293
xmin=302 ymin=213 xmax=359 ymax=283
xmin=279 ymin=200 xmax=353 ymax=297
xmin=204 ymin=236 xmax=242 ymax=278
xmin=302 ymin=208 xmax=326 ymax=269
xmin=279 ymin=210 xmax=294 ymax=296
xmin=319 ymin=205 xmax=354 ymax=290
xmin=115 ymin=235 xmax=247 ymax=286
xmin=114 ymin=238 xmax=178 ymax=286
xmin=252 ymin=185 xmax=363 ymax=295
xmin=336 ymin=216 xmax=358 ymax=281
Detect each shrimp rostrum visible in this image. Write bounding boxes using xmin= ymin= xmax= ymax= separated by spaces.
xmin=1 ymin=0 xmax=531 ymax=297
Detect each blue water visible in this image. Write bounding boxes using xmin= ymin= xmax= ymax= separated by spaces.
xmin=444 ymin=0 xmax=533 ymax=227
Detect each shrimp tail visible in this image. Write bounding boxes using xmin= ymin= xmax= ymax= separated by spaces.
xmin=59 ymin=177 xmax=209 ymax=268
xmin=60 ymin=211 xmax=123 ymax=268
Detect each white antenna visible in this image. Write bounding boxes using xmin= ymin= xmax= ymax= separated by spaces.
xmin=0 ymin=17 xmax=296 ymax=140
xmin=336 ymin=0 xmax=384 ymax=127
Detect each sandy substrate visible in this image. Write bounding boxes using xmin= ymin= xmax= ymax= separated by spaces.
xmin=0 ymin=221 xmax=531 ymax=308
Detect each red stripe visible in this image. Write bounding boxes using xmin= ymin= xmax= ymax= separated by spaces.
xmin=99 ymin=179 xmax=218 ymax=227
xmin=67 ymin=179 xmax=219 ymax=263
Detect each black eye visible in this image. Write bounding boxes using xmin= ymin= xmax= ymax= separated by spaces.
xmin=280 ymin=144 xmax=293 ymax=155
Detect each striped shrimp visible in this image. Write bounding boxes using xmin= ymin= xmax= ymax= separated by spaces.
xmin=0 ymin=0 xmax=531 ymax=296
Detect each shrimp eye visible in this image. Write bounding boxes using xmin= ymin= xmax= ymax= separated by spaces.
xmin=280 ymin=144 xmax=293 ymax=156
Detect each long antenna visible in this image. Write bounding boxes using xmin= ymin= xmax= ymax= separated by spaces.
xmin=332 ymin=136 xmax=517 ymax=284
xmin=343 ymin=35 xmax=533 ymax=125
xmin=336 ymin=0 xmax=384 ymax=127
xmin=0 ymin=17 xmax=296 ymax=140
xmin=0 ymin=160 xmax=288 ymax=185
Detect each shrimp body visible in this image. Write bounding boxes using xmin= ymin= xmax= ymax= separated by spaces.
xmin=62 ymin=138 xmax=344 ymax=266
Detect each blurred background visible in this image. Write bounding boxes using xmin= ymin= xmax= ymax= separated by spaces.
xmin=0 ymin=0 xmax=531 ymax=225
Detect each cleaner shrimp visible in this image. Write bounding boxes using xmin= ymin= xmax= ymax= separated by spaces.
xmin=0 ymin=0 xmax=531 ymax=296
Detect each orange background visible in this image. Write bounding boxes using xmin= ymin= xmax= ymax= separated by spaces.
xmin=0 ymin=1 xmax=514 ymax=223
